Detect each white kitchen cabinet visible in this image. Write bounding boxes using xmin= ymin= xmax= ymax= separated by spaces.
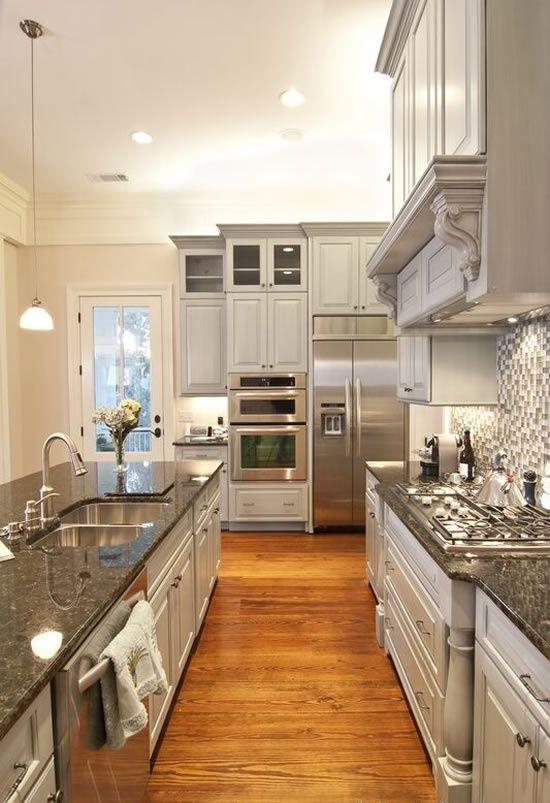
xmin=148 ymin=567 xmax=175 ymax=751
xmin=391 ymin=50 xmax=411 ymax=215
xmin=230 ymin=482 xmax=308 ymax=522
xmin=194 ymin=517 xmax=211 ymax=630
xmin=226 ymin=239 xmax=267 ymax=291
xmin=170 ymin=538 xmax=195 ymax=681
xmin=227 ymin=293 xmax=267 ymax=372
xmin=359 ymin=237 xmax=386 ymax=313
xmin=421 ymin=238 xmax=465 ymax=314
xmin=23 ymin=757 xmax=57 ymax=802
xmin=536 ymin=730 xmax=550 ymax=803
xmin=267 ymin=237 xmax=307 ymax=291
xmin=411 ymin=0 xmax=437 ymax=184
xmin=179 ymin=249 xmax=225 ymax=297
xmin=267 ymin=293 xmax=307 ymax=372
xmin=311 ymin=236 xmax=359 ymax=314
xmin=175 ymin=446 xmax=228 ymax=526
xmin=397 ymin=334 xmax=497 ymax=405
xmin=180 ymin=299 xmax=226 ymax=394
xmin=396 ymin=253 xmax=422 ymax=326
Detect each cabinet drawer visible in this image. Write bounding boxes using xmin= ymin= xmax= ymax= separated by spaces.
xmin=231 ymin=484 xmax=307 ymax=520
xmin=24 ymin=757 xmax=57 ymax=802
xmin=386 ymin=588 xmax=444 ymax=757
xmin=386 ymin=539 xmax=448 ymax=689
xmin=0 ymin=686 xmax=53 ymax=803
xmin=147 ymin=509 xmax=193 ymax=594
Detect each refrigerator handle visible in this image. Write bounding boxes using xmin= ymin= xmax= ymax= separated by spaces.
xmin=355 ymin=377 xmax=362 ymax=454
xmin=344 ymin=377 xmax=352 ymax=457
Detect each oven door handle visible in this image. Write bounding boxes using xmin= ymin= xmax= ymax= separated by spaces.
xmin=232 ymin=425 xmax=302 ymax=434
xmin=344 ymin=378 xmax=352 ymax=457
xmin=232 ymin=390 xmax=301 ymax=398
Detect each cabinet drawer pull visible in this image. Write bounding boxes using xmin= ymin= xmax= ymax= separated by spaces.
xmin=47 ymin=791 xmax=64 ymax=802
xmin=242 ymin=502 xmax=254 ymax=507
xmin=531 ymin=756 xmax=547 ymax=772
xmin=214 ymin=507 xmax=220 ymax=514
xmin=414 ymin=691 xmax=430 ymax=711
xmin=516 ymin=733 xmax=531 ymax=748
xmin=519 ymin=673 xmax=550 ymax=702
xmin=369 ymin=511 xmax=375 ymax=519
xmin=384 ymin=560 xmax=394 ymax=571
xmin=283 ymin=502 xmax=295 ymax=507
xmin=415 ymin=619 xmax=431 ymax=637
xmin=2 ymin=762 xmax=28 ymax=803
xmin=384 ymin=616 xmax=393 ymax=630
xmin=404 ymin=387 xmax=412 ymax=393
xmin=171 ymin=574 xmax=182 ymax=589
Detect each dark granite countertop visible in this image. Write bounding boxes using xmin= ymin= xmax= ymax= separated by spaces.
xmin=174 ymin=437 xmax=228 ymax=447
xmin=0 ymin=458 xmax=222 ymax=740
xmin=377 ymin=483 xmax=550 ymax=660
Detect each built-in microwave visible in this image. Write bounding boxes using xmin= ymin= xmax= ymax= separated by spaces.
xmin=230 ymin=424 xmax=307 ymax=481
xmin=229 ymin=373 xmax=306 ymax=425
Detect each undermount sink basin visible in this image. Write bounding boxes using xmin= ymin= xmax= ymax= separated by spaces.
xmin=37 ymin=524 xmax=144 ymax=549
xmin=60 ymin=501 xmax=170 ymax=526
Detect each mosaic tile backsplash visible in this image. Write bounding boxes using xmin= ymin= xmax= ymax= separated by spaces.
xmin=449 ymin=312 xmax=550 ymax=482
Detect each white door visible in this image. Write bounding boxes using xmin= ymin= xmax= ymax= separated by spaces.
xmin=267 ymin=293 xmax=307 ymax=372
xmin=359 ymin=237 xmax=385 ymax=313
xmin=170 ymin=539 xmax=195 ymax=680
xmin=180 ymin=299 xmax=226 ymax=394
xmin=473 ymin=646 xmax=536 ymax=803
xmin=148 ymin=571 xmax=174 ymax=752
xmin=227 ymin=293 xmax=267 ymax=372
xmin=311 ymin=237 xmax=359 ymax=314
xmin=194 ymin=526 xmax=210 ymax=630
xmin=80 ymin=296 xmax=165 ymax=461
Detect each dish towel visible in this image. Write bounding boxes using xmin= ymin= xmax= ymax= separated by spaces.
xmin=80 ymin=600 xmax=132 ymax=750
xmin=100 ymin=600 xmax=168 ymax=747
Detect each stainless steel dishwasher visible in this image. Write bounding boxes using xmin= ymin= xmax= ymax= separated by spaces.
xmin=52 ymin=569 xmax=149 ymax=802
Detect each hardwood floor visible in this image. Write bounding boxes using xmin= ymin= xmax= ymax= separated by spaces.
xmin=146 ymin=532 xmax=436 ymax=802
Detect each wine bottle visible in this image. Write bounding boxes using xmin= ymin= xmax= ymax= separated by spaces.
xmin=459 ymin=429 xmax=476 ymax=481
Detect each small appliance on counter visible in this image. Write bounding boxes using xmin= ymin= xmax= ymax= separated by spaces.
xmin=420 ymin=434 xmax=462 ymax=477
xmin=476 ymin=450 xmax=527 ymax=508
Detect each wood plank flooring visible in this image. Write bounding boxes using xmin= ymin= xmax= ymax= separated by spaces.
xmin=146 ymin=532 xmax=436 ymax=802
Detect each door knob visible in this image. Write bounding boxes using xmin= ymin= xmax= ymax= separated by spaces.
xmin=154 ymin=414 xmax=161 ymax=423
xmin=153 ymin=427 xmax=162 ymax=438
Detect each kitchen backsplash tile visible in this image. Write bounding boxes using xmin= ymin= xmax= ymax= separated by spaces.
xmin=449 ymin=312 xmax=550 ymax=480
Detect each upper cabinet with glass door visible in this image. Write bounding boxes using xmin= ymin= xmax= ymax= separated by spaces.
xmin=171 ymin=235 xmax=225 ymax=298
xmin=220 ymin=225 xmax=306 ymax=293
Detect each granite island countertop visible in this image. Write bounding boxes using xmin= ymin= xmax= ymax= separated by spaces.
xmin=0 ymin=458 xmax=222 ymax=741
xmin=374 ymin=479 xmax=550 ymax=661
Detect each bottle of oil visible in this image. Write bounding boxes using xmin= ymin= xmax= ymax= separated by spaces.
xmin=459 ymin=429 xmax=476 ymax=481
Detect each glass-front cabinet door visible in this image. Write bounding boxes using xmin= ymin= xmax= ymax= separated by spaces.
xmin=267 ymin=238 xmax=307 ymax=291
xmin=226 ymin=239 xmax=267 ymax=291
xmin=179 ymin=250 xmax=224 ymax=296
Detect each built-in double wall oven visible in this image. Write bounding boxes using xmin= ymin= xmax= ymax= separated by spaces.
xmin=229 ymin=373 xmax=306 ymax=481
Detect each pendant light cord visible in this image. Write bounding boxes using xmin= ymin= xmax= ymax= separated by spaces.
xmin=30 ymin=35 xmax=39 ymax=301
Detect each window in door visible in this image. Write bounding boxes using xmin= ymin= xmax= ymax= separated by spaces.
xmin=80 ymin=296 xmax=164 ymax=461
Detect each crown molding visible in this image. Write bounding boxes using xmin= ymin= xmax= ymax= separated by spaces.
xmin=375 ymin=0 xmax=421 ymax=76
xmin=366 ymin=155 xmax=487 ymax=278
xmin=169 ymin=235 xmax=225 ymax=249
xmin=0 ymin=172 xmax=29 ymax=245
xmin=217 ymin=223 xmax=305 ymax=238
xmin=300 ymin=221 xmax=389 ymax=237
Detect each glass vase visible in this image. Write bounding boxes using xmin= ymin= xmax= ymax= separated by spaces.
xmin=113 ymin=433 xmax=128 ymax=473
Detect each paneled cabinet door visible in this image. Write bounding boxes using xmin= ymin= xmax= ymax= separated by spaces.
xmin=170 ymin=538 xmax=195 ymax=681
xmin=226 ymin=239 xmax=267 ymax=291
xmin=397 ymin=337 xmax=431 ymax=402
xmin=227 ymin=293 xmax=267 ymax=372
xmin=194 ymin=523 xmax=210 ymax=631
xmin=311 ymin=237 xmax=359 ymax=314
xmin=397 ymin=337 xmax=414 ymax=398
xmin=473 ymin=646 xmax=536 ymax=803
xmin=535 ymin=728 xmax=550 ymax=803
xmin=359 ymin=237 xmax=385 ymax=313
xmin=148 ymin=570 xmax=174 ymax=751
xmin=267 ymin=293 xmax=307 ymax=372
xmin=396 ymin=253 xmax=422 ymax=326
xmin=180 ymin=299 xmax=226 ymax=394
xmin=391 ymin=49 xmax=411 ymax=217
xmin=421 ymin=238 xmax=465 ymax=314
xmin=267 ymin=238 xmax=307 ymax=291
xmin=211 ymin=501 xmax=222 ymax=576
xmin=411 ymin=0 xmax=437 ymax=184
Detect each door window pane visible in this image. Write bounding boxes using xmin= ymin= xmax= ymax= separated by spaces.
xmin=92 ymin=305 xmax=152 ymax=452
xmin=273 ymin=244 xmax=301 ymax=286
xmin=241 ymin=435 xmax=296 ymax=469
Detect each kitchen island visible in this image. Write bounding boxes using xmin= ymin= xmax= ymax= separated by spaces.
xmin=0 ymin=458 xmax=222 ymax=742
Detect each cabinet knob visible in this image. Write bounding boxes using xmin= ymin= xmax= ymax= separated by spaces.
xmin=415 ymin=619 xmax=431 ymax=636
xmin=269 ymin=364 xmax=273 ymax=368
xmin=384 ymin=616 xmax=393 ymax=630
xmin=269 ymin=283 xmax=273 ymax=287
xmin=361 ymin=305 xmax=365 ymax=310
xmin=261 ymin=283 xmax=265 ymax=288
xmin=531 ymin=756 xmax=547 ymax=772
xmin=353 ymin=305 xmax=358 ymax=310
xmin=516 ymin=733 xmax=531 ymax=748
xmin=369 ymin=511 xmax=375 ymax=519
xmin=384 ymin=559 xmax=394 ymax=571
xmin=261 ymin=364 xmax=266 ymax=369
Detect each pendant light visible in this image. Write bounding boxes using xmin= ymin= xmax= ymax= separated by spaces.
xmin=19 ymin=19 xmax=54 ymax=332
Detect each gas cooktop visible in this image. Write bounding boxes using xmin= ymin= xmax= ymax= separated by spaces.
xmin=396 ymin=483 xmax=550 ymax=555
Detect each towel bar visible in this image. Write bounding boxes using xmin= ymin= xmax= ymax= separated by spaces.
xmin=78 ymin=590 xmax=145 ymax=693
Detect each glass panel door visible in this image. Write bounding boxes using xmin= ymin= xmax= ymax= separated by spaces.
xmin=184 ymin=254 xmax=223 ymax=294
xmin=227 ymin=239 xmax=267 ymax=290
xmin=268 ymin=238 xmax=307 ymax=291
xmin=80 ymin=296 xmax=164 ymax=461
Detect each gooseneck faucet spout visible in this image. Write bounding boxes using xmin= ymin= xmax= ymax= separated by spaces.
xmin=40 ymin=432 xmax=88 ymax=523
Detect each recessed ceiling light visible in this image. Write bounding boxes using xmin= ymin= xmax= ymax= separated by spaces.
xmin=507 ymin=316 xmax=518 ymax=324
xmin=280 ymin=128 xmax=304 ymax=143
xmin=283 ymin=247 xmax=294 ymax=252
xmin=279 ymin=88 xmax=305 ymax=108
xmin=131 ymin=131 xmax=153 ymax=144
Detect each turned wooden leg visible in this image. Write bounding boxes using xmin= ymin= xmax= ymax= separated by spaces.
xmin=443 ymin=626 xmax=475 ymax=784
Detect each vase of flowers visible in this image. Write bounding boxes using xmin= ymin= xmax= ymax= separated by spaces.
xmin=92 ymin=399 xmax=142 ymax=472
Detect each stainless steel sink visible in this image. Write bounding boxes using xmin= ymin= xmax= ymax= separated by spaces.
xmin=37 ymin=524 xmax=144 ymax=549
xmin=60 ymin=501 xmax=170 ymax=526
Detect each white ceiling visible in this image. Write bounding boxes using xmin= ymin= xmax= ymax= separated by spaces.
xmin=0 ymin=0 xmax=392 ymax=218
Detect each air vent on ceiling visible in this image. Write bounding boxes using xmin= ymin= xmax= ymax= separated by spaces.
xmin=87 ymin=173 xmax=129 ymax=183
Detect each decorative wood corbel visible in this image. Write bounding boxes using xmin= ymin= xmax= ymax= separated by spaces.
xmin=372 ymin=274 xmax=398 ymax=319
xmin=431 ymin=193 xmax=482 ymax=282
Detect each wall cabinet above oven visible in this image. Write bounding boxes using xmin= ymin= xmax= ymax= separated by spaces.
xmin=227 ymin=292 xmax=307 ymax=373
xmin=224 ymin=235 xmax=307 ymax=293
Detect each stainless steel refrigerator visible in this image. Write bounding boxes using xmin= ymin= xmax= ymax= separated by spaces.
xmin=313 ymin=336 xmax=406 ymax=528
